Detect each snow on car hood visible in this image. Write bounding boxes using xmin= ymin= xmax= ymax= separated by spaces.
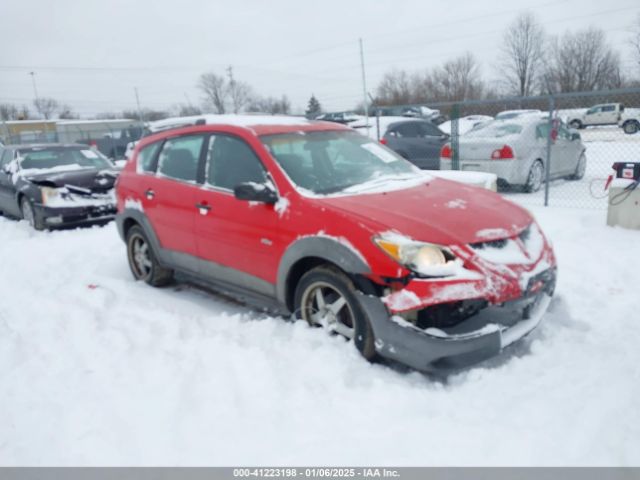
xmin=317 ymin=177 xmax=532 ymax=246
xmin=24 ymin=167 xmax=118 ymax=191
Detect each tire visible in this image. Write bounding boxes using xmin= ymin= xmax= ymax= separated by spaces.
xmin=126 ymin=225 xmax=173 ymax=286
xmin=622 ymin=121 xmax=639 ymax=135
xmin=294 ymin=265 xmax=377 ymax=361
xmin=569 ymin=119 xmax=583 ymax=130
xmin=524 ymin=160 xmax=544 ymax=193
xmin=20 ymin=197 xmax=44 ymax=231
xmin=569 ymin=153 xmax=586 ymax=180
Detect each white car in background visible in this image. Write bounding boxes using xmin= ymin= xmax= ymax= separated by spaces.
xmin=495 ymin=109 xmax=541 ymax=120
xmin=439 ymin=115 xmax=493 ymax=135
xmin=568 ymin=103 xmax=624 ymax=130
xmin=440 ymin=115 xmax=587 ymax=193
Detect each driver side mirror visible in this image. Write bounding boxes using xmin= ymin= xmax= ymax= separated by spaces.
xmin=233 ymin=182 xmax=278 ymax=204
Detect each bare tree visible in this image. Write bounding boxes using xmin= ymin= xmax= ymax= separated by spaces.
xmin=58 ymin=104 xmax=78 ymax=119
xmin=0 ymin=103 xmax=22 ymax=121
xmin=198 ymin=72 xmax=227 ymax=113
xmin=544 ymin=27 xmax=622 ymax=92
xmin=33 ymin=97 xmax=59 ymax=119
xmin=247 ymin=95 xmax=291 ymax=114
xmin=631 ymin=13 xmax=640 ymax=72
xmin=174 ymin=103 xmax=202 ymax=116
xmin=498 ymin=12 xmax=545 ymax=96
xmin=226 ymin=66 xmax=252 ymax=114
xmin=375 ymin=69 xmax=414 ymax=105
xmin=427 ymin=52 xmax=485 ymax=101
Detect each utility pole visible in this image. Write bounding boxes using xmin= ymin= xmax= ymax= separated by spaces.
xmin=29 ymin=71 xmax=40 ymax=118
xmin=359 ymin=38 xmax=369 ymax=135
xmin=134 ymin=87 xmax=144 ymax=125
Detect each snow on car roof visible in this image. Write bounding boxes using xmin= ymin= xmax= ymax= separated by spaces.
xmin=147 ymin=114 xmax=316 ymax=133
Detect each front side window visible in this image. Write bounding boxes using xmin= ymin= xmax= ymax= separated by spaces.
xmin=206 ymin=135 xmax=267 ymax=190
xmin=394 ymin=122 xmax=421 ymax=138
xmin=157 ymin=135 xmax=204 ymax=183
xmin=137 ymin=141 xmax=162 ymax=173
xmin=262 ymin=130 xmax=417 ymax=195
xmin=418 ymin=122 xmax=444 ymax=137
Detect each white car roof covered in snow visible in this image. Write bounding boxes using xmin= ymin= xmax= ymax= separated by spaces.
xmin=147 ymin=114 xmax=314 ymax=133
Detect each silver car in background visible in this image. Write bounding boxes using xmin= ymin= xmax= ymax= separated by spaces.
xmin=440 ymin=115 xmax=587 ymax=192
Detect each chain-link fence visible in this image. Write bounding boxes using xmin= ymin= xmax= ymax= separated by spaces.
xmin=0 ymin=119 xmax=144 ymax=160
xmin=371 ymin=87 xmax=640 ymax=209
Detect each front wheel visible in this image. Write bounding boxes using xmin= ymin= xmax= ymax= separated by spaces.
xmin=569 ymin=153 xmax=586 ymax=180
xmin=20 ymin=197 xmax=44 ymax=231
xmin=569 ymin=120 xmax=583 ymax=130
xmin=524 ymin=160 xmax=544 ymax=193
xmin=294 ymin=266 xmax=377 ymax=361
xmin=622 ymin=121 xmax=639 ymax=135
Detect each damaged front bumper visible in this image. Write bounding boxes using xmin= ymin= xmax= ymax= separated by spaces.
xmin=35 ymin=202 xmax=117 ymax=227
xmin=355 ymin=268 xmax=556 ymax=373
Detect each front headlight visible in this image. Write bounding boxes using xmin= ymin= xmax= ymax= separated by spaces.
xmin=374 ymin=234 xmax=459 ymax=277
xmin=40 ymin=187 xmax=69 ymax=205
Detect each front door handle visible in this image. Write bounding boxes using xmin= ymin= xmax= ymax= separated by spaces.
xmin=145 ymin=188 xmax=155 ymax=200
xmin=196 ymin=203 xmax=211 ymax=215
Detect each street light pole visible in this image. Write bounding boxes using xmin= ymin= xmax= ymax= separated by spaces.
xmin=29 ymin=71 xmax=39 ymax=103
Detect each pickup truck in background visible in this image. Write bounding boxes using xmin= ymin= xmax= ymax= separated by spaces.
xmin=568 ymin=103 xmax=625 ymax=129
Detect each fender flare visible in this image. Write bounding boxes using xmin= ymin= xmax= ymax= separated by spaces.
xmin=276 ymin=236 xmax=371 ymax=306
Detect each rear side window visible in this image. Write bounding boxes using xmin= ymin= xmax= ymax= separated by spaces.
xmin=206 ymin=135 xmax=266 ymax=190
xmin=137 ymin=142 xmax=162 ymax=173
xmin=394 ymin=122 xmax=421 ymax=138
xmin=157 ymin=135 xmax=205 ymax=183
xmin=418 ymin=122 xmax=443 ymax=137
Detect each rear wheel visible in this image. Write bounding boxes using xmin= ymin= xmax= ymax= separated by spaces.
xmin=524 ymin=160 xmax=544 ymax=193
xmin=622 ymin=120 xmax=639 ymax=135
xmin=126 ymin=225 xmax=173 ymax=286
xmin=20 ymin=197 xmax=44 ymax=231
xmin=295 ymin=266 xmax=377 ymax=361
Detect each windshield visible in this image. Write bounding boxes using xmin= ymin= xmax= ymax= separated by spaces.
xmin=17 ymin=147 xmax=114 ymax=171
xmin=465 ymin=121 xmax=524 ymax=139
xmin=261 ymin=131 xmax=417 ymax=194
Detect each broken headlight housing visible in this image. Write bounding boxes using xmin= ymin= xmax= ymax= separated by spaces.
xmin=374 ymin=235 xmax=459 ymax=277
xmin=40 ymin=186 xmax=70 ymax=205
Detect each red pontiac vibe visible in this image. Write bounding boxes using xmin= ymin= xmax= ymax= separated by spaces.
xmin=115 ymin=115 xmax=556 ymax=372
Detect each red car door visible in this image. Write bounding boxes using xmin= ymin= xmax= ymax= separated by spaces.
xmin=194 ymin=134 xmax=279 ymax=290
xmin=140 ymin=134 xmax=206 ymax=258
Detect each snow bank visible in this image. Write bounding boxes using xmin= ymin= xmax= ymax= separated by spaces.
xmin=0 ymin=204 xmax=639 ymax=466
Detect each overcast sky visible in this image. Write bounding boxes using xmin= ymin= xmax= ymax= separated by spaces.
xmin=1 ymin=0 xmax=638 ymax=117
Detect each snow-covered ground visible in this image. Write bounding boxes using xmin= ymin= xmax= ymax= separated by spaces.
xmin=1 ymin=202 xmax=639 ymax=466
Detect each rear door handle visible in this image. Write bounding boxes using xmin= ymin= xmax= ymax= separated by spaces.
xmin=145 ymin=188 xmax=155 ymax=200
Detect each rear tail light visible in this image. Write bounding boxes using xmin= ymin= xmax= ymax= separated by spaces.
xmin=491 ymin=145 xmax=514 ymax=160
xmin=379 ymin=138 xmax=388 ymax=145
xmin=89 ymin=140 xmax=98 ymax=149
xmin=440 ymin=144 xmax=452 ymax=159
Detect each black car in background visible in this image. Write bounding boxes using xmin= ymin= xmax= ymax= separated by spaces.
xmin=0 ymin=144 xmax=118 ymax=230
xmin=382 ymin=120 xmax=449 ymax=170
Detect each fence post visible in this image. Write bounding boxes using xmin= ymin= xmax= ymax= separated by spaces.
xmin=544 ymin=95 xmax=554 ymax=207
xmin=451 ymin=103 xmax=460 ymax=171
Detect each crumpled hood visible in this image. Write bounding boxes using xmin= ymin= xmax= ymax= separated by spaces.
xmin=318 ymin=177 xmax=533 ymax=245
xmin=25 ymin=168 xmax=118 ymax=192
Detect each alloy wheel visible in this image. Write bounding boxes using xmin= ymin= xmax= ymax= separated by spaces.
xmin=300 ymin=281 xmax=355 ymax=339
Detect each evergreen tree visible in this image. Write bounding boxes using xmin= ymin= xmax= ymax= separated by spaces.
xmin=305 ymin=94 xmax=322 ymax=118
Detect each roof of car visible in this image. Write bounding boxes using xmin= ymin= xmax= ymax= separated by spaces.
xmin=146 ymin=114 xmax=349 ymax=136
xmin=3 ymin=143 xmax=87 ymax=149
